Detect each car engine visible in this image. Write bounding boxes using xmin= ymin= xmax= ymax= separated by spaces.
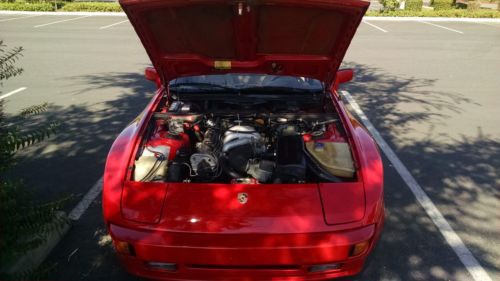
xmin=133 ymin=107 xmax=356 ymax=184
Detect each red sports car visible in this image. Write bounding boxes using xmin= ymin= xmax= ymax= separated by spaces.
xmin=103 ymin=0 xmax=384 ymax=280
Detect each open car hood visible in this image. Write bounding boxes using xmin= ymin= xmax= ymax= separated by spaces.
xmin=120 ymin=0 xmax=369 ymax=86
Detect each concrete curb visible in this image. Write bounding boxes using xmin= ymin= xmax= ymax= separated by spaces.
xmin=0 ymin=10 xmax=126 ymax=16
xmin=4 ymin=211 xmax=71 ymax=275
xmin=364 ymin=16 xmax=500 ymax=22
xmin=1 ymin=10 xmax=500 ymax=22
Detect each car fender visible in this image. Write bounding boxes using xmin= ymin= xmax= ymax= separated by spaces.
xmin=102 ymin=87 xmax=165 ymax=225
xmin=325 ymin=90 xmax=384 ymax=226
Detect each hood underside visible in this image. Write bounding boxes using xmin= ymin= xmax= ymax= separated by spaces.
xmin=120 ymin=0 xmax=369 ymax=85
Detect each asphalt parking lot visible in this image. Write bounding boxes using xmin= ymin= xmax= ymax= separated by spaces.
xmin=1 ymin=13 xmax=499 ymax=281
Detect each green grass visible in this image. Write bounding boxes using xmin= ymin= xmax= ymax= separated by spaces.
xmin=61 ymin=2 xmax=122 ymax=12
xmin=366 ymin=8 xmax=500 ymax=17
xmin=406 ymin=0 xmax=424 ymax=11
xmin=0 ymin=1 xmax=123 ymax=12
xmin=0 ymin=1 xmax=498 ymax=16
xmin=432 ymin=0 xmax=455 ymax=10
xmin=0 ymin=2 xmax=55 ymax=12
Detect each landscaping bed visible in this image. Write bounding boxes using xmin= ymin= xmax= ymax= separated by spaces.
xmin=0 ymin=1 xmax=122 ymax=12
xmin=372 ymin=0 xmax=500 ymax=17
xmin=0 ymin=1 xmax=499 ymax=17
xmin=61 ymin=2 xmax=122 ymax=12
xmin=366 ymin=9 xmax=500 ymax=17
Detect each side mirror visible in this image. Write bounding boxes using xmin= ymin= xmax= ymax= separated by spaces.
xmin=145 ymin=67 xmax=161 ymax=88
xmin=336 ymin=69 xmax=354 ymax=84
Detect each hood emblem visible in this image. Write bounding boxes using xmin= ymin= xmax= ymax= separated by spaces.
xmin=237 ymin=193 xmax=248 ymax=204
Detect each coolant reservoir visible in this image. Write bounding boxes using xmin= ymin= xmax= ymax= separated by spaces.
xmin=305 ymin=141 xmax=355 ymax=178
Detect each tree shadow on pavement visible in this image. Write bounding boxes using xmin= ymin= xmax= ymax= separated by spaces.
xmin=339 ymin=62 xmax=500 ymax=280
xmin=5 ymin=71 xmax=155 ymax=281
xmin=7 ymin=71 xmax=156 ymax=209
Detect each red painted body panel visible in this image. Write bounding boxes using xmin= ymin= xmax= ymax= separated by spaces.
xmin=319 ymin=182 xmax=365 ymax=225
xmin=103 ymin=84 xmax=384 ymax=280
xmin=119 ymin=0 xmax=369 ymax=85
xmin=121 ymin=181 xmax=168 ymax=224
xmin=118 ymin=255 xmax=366 ymax=281
xmin=161 ymin=183 xmax=324 ymax=233
xmin=109 ymin=223 xmax=377 ymax=280
xmin=103 ymin=1 xmax=384 ymax=280
xmin=102 ymin=86 xmax=165 ymax=225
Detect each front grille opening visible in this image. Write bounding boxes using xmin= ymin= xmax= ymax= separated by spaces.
xmin=189 ymin=264 xmax=301 ymax=271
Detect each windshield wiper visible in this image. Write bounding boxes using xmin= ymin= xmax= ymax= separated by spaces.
xmin=169 ymin=82 xmax=236 ymax=93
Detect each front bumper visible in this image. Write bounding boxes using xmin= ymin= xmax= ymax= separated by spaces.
xmin=109 ymin=223 xmax=381 ymax=280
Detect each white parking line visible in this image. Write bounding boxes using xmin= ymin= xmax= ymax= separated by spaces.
xmin=34 ymin=15 xmax=91 ymax=28
xmin=362 ymin=20 xmax=388 ymax=33
xmin=99 ymin=19 xmax=129 ymax=30
xmin=418 ymin=20 xmax=464 ymax=34
xmin=0 ymin=87 xmax=27 ymax=100
xmin=0 ymin=15 xmax=40 ymax=22
xmin=363 ymin=17 xmax=500 ymax=23
xmin=340 ymin=90 xmax=492 ymax=281
xmin=68 ymin=177 xmax=103 ymax=221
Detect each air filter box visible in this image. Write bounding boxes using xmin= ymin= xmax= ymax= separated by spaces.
xmin=275 ymin=135 xmax=306 ymax=183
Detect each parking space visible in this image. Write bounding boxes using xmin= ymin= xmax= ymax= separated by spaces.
xmin=362 ymin=20 xmax=389 ymax=33
xmin=0 ymin=15 xmax=144 ymax=114
xmin=478 ymin=21 xmax=500 ymax=28
xmin=438 ymin=21 xmax=500 ymax=34
xmin=1 ymin=13 xmax=498 ymax=281
xmin=98 ymin=19 xmax=129 ymax=29
xmin=0 ymin=14 xmax=130 ymax=30
xmin=356 ymin=20 xmax=500 ymax=38
xmin=344 ymin=18 xmax=500 ymax=281
xmin=0 ymin=14 xmax=41 ymax=22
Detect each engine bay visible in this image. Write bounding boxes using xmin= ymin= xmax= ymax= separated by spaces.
xmin=133 ymin=94 xmax=356 ymax=184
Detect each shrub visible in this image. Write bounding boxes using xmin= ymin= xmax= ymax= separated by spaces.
xmin=366 ymin=8 xmax=500 ymax=17
xmin=61 ymin=2 xmax=122 ymax=12
xmin=0 ymin=1 xmax=123 ymax=12
xmin=467 ymin=0 xmax=481 ymax=10
xmin=406 ymin=0 xmax=423 ymax=10
xmin=380 ymin=0 xmax=400 ymax=11
xmin=0 ymin=2 xmax=55 ymax=11
xmin=432 ymin=0 xmax=455 ymax=10
xmin=0 ymin=41 xmax=66 ymax=279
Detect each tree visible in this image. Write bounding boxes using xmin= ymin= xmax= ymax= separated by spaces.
xmin=0 ymin=40 xmax=65 ymax=280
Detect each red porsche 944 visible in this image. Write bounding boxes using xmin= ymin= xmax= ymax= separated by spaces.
xmin=103 ymin=0 xmax=384 ymax=280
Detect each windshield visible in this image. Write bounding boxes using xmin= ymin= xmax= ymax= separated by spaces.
xmin=169 ymin=74 xmax=324 ymax=91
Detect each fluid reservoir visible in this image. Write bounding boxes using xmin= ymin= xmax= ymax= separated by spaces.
xmin=305 ymin=142 xmax=355 ymax=178
xmin=134 ymin=145 xmax=169 ymax=182
xmin=305 ymin=124 xmax=355 ymax=178
xmin=150 ymin=131 xmax=190 ymax=160
xmin=134 ymin=127 xmax=191 ymax=181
